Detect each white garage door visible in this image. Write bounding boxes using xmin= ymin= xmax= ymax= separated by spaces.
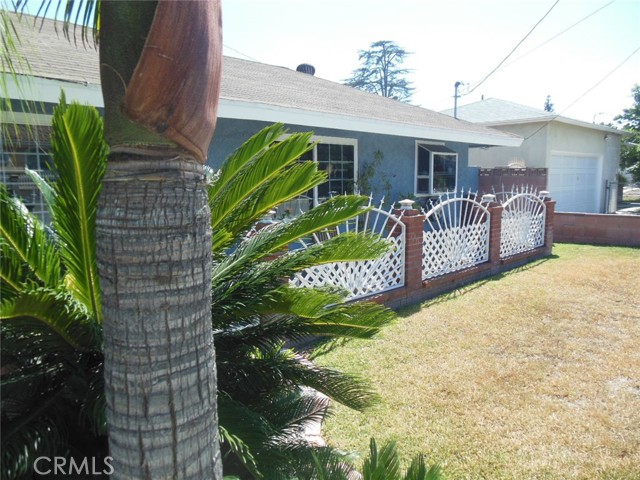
xmin=548 ymin=155 xmax=601 ymax=213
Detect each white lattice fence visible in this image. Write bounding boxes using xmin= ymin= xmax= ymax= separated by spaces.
xmin=422 ymin=192 xmax=490 ymax=279
xmin=290 ymin=202 xmax=405 ymax=300
xmin=499 ymin=189 xmax=546 ymax=258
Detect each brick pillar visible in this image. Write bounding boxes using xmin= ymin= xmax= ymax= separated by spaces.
xmin=395 ymin=208 xmax=426 ymax=294
xmin=487 ymin=203 xmax=503 ymax=265
xmin=544 ymin=199 xmax=555 ymax=255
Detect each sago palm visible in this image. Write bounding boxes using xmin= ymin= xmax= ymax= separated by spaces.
xmin=0 ymin=97 xmax=107 ymax=479
xmin=1 ymin=103 xmax=397 ymax=478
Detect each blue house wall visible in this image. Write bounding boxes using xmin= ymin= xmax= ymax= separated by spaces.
xmin=208 ymin=118 xmax=475 ymax=206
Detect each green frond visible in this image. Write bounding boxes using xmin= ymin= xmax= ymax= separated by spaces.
xmin=219 ymin=425 xmax=263 ymax=479
xmin=209 ymin=130 xmax=315 ymax=235
xmin=218 ymin=395 xmax=275 ymax=478
xmin=49 ymin=97 xmax=107 ymax=322
xmin=208 ymin=123 xmax=288 ymax=200
xmin=243 ymin=195 xmax=373 ymax=256
xmin=361 ymin=439 xmax=441 ymax=480
xmin=14 ymin=0 xmax=101 ymax=45
xmin=0 ymin=242 xmax=25 ymax=299
xmin=404 ymin=456 xmax=441 ymax=480
xmin=0 ymin=184 xmax=61 ymax=288
xmin=0 ymin=348 xmax=105 ymax=480
xmin=1 ymin=401 xmax=68 ymax=480
xmin=260 ymin=287 xmax=395 ymax=339
xmin=217 ymin=343 xmax=378 ymax=412
xmin=301 ymin=448 xmax=360 ymax=480
xmin=211 ymin=161 xmax=327 ymax=252
xmin=1 ymin=9 xmax=33 ymax=120
xmin=211 ymin=196 xmax=378 ymax=288
xmin=25 ymin=167 xmax=57 ymax=216
xmin=211 ymin=231 xmax=390 ymax=327
xmin=256 ymin=388 xmax=330 ymax=438
xmin=0 ymin=287 xmax=101 ymax=352
xmin=362 ymin=439 xmax=402 ymax=480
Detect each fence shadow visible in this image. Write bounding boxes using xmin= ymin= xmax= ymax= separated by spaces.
xmin=396 ymin=254 xmax=557 ymax=317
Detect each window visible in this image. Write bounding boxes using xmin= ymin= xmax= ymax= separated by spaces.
xmin=415 ymin=143 xmax=457 ymax=196
xmin=1 ymin=124 xmax=54 ymax=224
xmin=315 ymin=140 xmax=356 ymax=204
xmin=278 ymin=136 xmax=357 ymax=219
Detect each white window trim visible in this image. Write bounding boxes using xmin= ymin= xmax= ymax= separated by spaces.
xmin=414 ymin=141 xmax=458 ymax=197
xmin=280 ymin=134 xmax=358 ymax=206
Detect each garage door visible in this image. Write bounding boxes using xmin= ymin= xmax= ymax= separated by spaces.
xmin=548 ymin=155 xmax=600 ymax=213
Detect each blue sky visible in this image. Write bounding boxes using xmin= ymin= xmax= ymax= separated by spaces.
xmin=221 ymin=0 xmax=639 ymax=124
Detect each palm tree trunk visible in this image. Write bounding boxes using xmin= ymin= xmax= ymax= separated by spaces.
xmin=96 ymin=154 xmax=222 ymax=479
xmin=96 ymin=2 xmax=223 ymax=477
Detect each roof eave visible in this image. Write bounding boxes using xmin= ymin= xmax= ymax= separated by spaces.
xmin=219 ymin=98 xmax=523 ymax=147
xmin=479 ymin=115 xmax=621 ymax=134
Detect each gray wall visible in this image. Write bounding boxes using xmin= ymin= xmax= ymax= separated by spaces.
xmin=208 ymin=118 xmax=474 ymax=206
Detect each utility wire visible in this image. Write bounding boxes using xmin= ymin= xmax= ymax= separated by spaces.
xmin=499 ymin=0 xmax=617 ymax=72
xmin=465 ymin=0 xmax=560 ymax=95
xmin=523 ymin=44 xmax=640 ymax=140
xmin=223 ymin=43 xmax=261 ymax=63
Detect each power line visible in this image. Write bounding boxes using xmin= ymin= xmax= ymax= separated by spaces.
xmin=523 ymin=45 xmax=640 ymax=140
xmin=499 ymin=0 xmax=617 ymax=72
xmin=464 ymin=0 xmax=560 ymax=95
xmin=223 ymin=44 xmax=260 ymax=63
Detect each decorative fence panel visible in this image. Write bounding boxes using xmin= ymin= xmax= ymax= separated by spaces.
xmin=499 ymin=189 xmax=546 ymax=258
xmin=421 ymin=192 xmax=490 ymax=280
xmin=290 ymin=202 xmax=406 ymax=300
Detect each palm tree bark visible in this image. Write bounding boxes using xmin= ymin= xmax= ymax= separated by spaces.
xmin=96 ymin=1 xmax=223 ymax=478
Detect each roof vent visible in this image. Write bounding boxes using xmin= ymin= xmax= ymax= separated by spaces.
xmin=296 ymin=63 xmax=316 ymax=76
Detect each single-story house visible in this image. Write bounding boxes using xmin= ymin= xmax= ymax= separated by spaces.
xmin=2 ymin=13 xmax=522 ymax=221
xmin=442 ymin=98 xmax=622 ymax=213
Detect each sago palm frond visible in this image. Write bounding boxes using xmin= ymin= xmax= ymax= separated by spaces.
xmin=14 ymin=0 xmax=101 ymax=45
xmin=362 ymin=438 xmax=402 ymax=480
xmin=48 ymin=95 xmax=107 ymax=322
xmin=404 ymin=455 xmax=441 ymax=480
xmin=219 ymin=390 xmax=358 ymax=480
xmin=0 ymin=184 xmax=60 ymax=289
xmin=0 ymin=286 xmax=101 ymax=352
xmin=211 ymin=232 xmax=389 ymax=327
xmin=25 ymin=167 xmax=57 ymax=215
xmin=216 ymin=161 xmax=326 ymax=248
xmin=209 ymin=130 xmax=316 ymax=249
xmin=361 ymin=439 xmax=442 ymax=480
xmin=257 ymin=388 xmax=329 ymax=440
xmin=217 ymin=341 xmax=378 ymax=412
xmin=219 ymin=425 xmax=263 ymax=480
xmin=208 ymin=122 xmax=302 ymax=201
xmin=256 ymin=287 xmax=393 ymax=340
xmin=300 ymin=447 xmax=361 ymax=480
xmin=0 ymin=242 xmax=24 ymax=299
xmin=234 ymin=195 xmax=375 ymax=258
xmin=210 ymin=196 xmax=387 ymax=290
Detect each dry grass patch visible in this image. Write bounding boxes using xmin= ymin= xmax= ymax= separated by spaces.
xmin=321 ymin=244 xmax=640 ymax=479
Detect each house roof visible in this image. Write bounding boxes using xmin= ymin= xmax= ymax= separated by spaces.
xmin=4 ymin=13 xmax=522 ymax=147
xmin=442 ymin=98 xmax=619 ymax=135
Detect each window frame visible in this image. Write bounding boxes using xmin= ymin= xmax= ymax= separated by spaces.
xmin=280 ymin=134 xmax=358 ymax=206
xmin=414 ymin=141 xmax=458 ymax=196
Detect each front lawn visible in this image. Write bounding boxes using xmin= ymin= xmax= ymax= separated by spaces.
xmin=321 ymin=243 xmax=640 ymax=479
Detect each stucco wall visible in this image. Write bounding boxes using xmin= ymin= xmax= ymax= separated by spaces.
xmin=469 ymin=123 xmax=549 ymax=168
xmin=549 ymin=122 xmax=621 ymax=212
xmin=208 ymin=118 xmax=473 ymax=205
